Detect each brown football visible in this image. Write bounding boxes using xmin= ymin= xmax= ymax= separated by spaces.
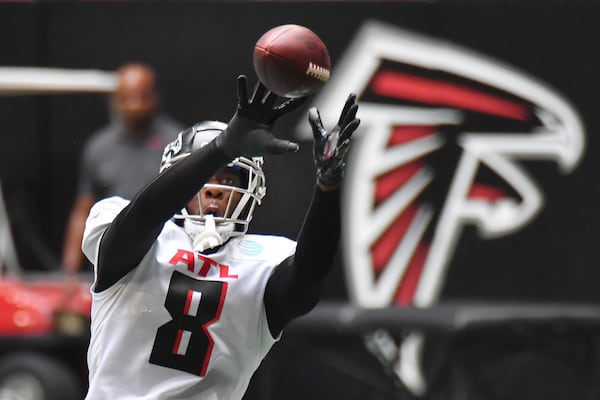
xmin=253 ymin=24 xmax=331 ymax=98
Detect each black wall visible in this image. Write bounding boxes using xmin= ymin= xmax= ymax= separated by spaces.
xmin=1 ymin=1 xmax=599 ymax=302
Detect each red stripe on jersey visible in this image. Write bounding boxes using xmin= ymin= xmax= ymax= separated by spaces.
xmin=172 ymin=329 xmax=183 ymax=355
xmin=183 ymin=289 xmax=193 ymax=315
xmin=199 ymin=282 xmax=228 ymax=377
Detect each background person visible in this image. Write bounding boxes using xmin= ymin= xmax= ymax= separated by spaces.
xmin=61 ymin=62 xmax=183 ymax=277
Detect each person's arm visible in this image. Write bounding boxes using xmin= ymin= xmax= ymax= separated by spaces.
xmin=94 ymin=76 xmax=306 ymax=292
xmin=94 ymin=140 xmax=229 ymax=291
xmin=62 ymin=194 xmax=95 ymax=275
xmin=265 ymin=94 xmax=360 ymax=336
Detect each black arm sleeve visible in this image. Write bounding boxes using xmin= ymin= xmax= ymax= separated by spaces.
xmin=264 ymin=187 xmax=341 ymax=337
xmin=94 ymin=140 xmax=230 ymax=292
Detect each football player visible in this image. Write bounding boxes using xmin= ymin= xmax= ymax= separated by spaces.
xmin=82 ymin=75 xmax=359 ymax=399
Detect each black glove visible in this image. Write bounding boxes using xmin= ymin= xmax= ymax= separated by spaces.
xmin=217 ymin=75 xmax=307 ymax=158
xmin=309 ymin=93 xmax=360 ymax=187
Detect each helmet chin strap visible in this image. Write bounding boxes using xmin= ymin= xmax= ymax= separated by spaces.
xmin=192 ymin=215 xmax=224 ymax=252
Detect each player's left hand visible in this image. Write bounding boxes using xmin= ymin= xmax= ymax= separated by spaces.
xmin=309 ymin=93 xmax=360 ymax=189
xmin=218 ymin=75 xmax=307 ymax=157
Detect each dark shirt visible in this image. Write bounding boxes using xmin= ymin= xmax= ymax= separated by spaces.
xmin=78 ymin=115 xmax=183 ymax=200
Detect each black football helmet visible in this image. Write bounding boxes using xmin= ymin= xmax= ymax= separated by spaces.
xmin=160 ymin=121 xmax=266 ymax=250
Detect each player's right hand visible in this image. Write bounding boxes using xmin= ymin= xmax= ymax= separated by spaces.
xmin=217 ymin=75 xmax=305 ymax=157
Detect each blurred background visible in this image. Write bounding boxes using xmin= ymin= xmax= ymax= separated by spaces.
xmin=1 ymin=1 xmax=600 ymax=399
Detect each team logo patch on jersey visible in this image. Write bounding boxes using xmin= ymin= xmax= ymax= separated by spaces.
xmin=235 ymin=239 xmax=264 ymax=257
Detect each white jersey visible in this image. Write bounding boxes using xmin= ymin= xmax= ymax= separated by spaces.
xmin=82 ymin=197 xmax=296 ymax=400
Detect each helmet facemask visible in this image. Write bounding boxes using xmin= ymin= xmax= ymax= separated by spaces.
xmin=159 ymin=120 xmax=266 ymax=252
xmin=174 ymin=157 xmax=266 ymax=251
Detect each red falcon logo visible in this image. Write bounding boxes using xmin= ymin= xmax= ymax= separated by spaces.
xmin=297 ymin=20 xmax=585 ymax=309
xmin=295 ymin=21 xmax=585 ymax=395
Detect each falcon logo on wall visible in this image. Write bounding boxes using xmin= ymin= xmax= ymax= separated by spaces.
xmin=297 ymin=20 xmax=585 ymax=310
